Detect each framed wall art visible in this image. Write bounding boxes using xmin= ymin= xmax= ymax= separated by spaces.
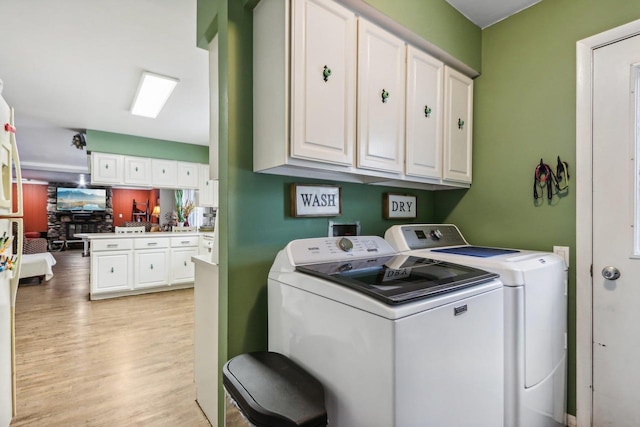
xmin=383 ymin=193 xmax=417 ymax=219
xmin=290 ymin=184 xmax=342 ymax=217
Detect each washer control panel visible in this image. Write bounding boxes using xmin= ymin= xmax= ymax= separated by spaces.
xmin=288 ymin=236 xmax=396 ymax=265
xmin=385 ymin=224 xmax=468 ymax=251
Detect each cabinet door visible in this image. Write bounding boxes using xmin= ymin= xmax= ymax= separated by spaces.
xmin=124 ymin=156 xmax=151 ymax=186
xmin=151 ymin=159 xmax=178 ymax=188
xmin=91 ymin=153 xmax=123 ymax=185
xmin=171 ymin=248 xmax=198 ymax=284
xmin=443 ymin=66 xmax=473 ymax=184
xmin=405 ymin=47 xmax=444 ymax=179
xmin=135 ymin=249 xmax=169 ymax=289
xmin=177 ymin=162 xmax=199 ymax=189
xmin=290 ymin=0 xmax=356 ymax=166
xmin=357 ymin=20 xmax=406 ymax=173
xmin=91 ymin=251 xmax=132 ymax=294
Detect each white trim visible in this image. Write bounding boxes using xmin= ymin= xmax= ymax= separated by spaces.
xmin=576 ymin=18 xmax=640 ymax=427
xmin=566 ymin=413 xmax=578 ymax=427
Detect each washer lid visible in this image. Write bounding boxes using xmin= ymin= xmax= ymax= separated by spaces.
xmin=296 ymin=254 xmax=499 ymax=305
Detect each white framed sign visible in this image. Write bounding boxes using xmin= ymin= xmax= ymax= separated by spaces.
xmin=384 ymin=193 xmax=417 ymax=219
xmin=291 ymin=184 xmax=341 ymax=217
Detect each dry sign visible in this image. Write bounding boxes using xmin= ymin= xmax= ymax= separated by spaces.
xmin=384 ymin=193 xmax=417 ymax=219
xmin=291 ymin=184 xmax=341 ymax=217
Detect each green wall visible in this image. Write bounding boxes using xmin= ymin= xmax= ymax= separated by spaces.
xmin=202 ymin=0 xmax=480 ymax=424
xmin=86 ymin=129 xmax=208 ymax=162
xmin=436 ymin=0 xmax=640 ymax=416
xmin=365 ymin=0 xmax=481 ymax=72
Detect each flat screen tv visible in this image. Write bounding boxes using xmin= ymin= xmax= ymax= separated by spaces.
xmin=56 ymin=188 xmax=106 ymax=212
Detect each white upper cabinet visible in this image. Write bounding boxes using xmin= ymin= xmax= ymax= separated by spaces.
xmin=357 ymin=20 xmax=406 ymax=173
xmin=91 ymin=153 xmax=123 ymax=185
xmin=151 ymin=159 xmax=178 ymax=188
xmin=405 ymin=46 xmax=444 ymax=179
xmin=290 ymin=0 xmax=356 ymax=166
xmin=124 ymin=156 xmax=151 ymax=186
xmin=197 ymin=164 xmax=218 ymax=208
xmin=253 ymin=0 xmax=475 ymax=189
xmin=177 ymin=162 xmax=199 ymax=189
xmin=443 ymin=66 xmax=473 ymax=184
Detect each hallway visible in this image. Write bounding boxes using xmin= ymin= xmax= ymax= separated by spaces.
xmin=10 ymin=250 xmax=210 ymax=426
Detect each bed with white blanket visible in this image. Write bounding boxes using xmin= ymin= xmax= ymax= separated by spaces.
xmin=19 ymin=252 xmax=57 ymax=282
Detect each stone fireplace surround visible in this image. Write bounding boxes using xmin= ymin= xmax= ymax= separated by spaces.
xmin=47 ymin=184 xmax=113 ymax=242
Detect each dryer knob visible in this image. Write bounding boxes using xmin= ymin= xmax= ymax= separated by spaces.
xmin=430 ymin=229 xmax=443 ymax=240
xmin=338 ymin=237 xmax=354 ymax=252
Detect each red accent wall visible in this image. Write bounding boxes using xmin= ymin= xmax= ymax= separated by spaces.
xmin=13 ymin=183 xmax=48 ymax=233
xmin=111 ymin=188 xmax=159 ymax=226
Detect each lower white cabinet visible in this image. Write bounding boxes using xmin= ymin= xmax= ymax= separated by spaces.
xmin=135 ymin=249 xmax=170 ymax=289
xmin=170 ymin=236 xmax=198 ymax=284
xmin=92 ymin=251 xmax=133 ymax=294
xmin=89 ymin=234 xmax=200 ymax=300
xmin=171 ymin=248 xmax=198 ymax=284
xmin=90 ymin=238 xmax=134 ymax=296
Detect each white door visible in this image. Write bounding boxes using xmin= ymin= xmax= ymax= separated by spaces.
xmin=442 ymin=67 xmax=473 ymax=183
xmin=357 ymin=19 xmax=406 ymax=173
xmin=0 ymin=219 xmax=12 ymax=426
xmin=290 ymin=0 xmax=356 ymax=166
xmin=405 ymin=46 xmax=444 ymax=179
xmin=592 ymin=33 xmax=640 ymax=426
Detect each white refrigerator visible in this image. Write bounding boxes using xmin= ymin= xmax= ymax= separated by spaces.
xmin=0 ymin=80 xmax=24 ymax=427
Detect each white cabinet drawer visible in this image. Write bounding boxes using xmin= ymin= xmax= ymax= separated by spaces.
xmin=171 ymin=236 xmax=199 ymax=247
xmin=134 ymin=238 xmax=169 ymax=249
xmin=92 ymin=239 xmax=133 ymax=251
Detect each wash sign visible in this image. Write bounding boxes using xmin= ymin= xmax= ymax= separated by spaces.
xmin=291 ymin=184 xmax=341 ymax=217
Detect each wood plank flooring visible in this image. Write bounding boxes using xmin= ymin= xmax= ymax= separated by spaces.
xmin=10 ymin=249 xmax=211 ymax=426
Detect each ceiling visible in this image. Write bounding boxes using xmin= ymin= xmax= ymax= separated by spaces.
xmin=0 ymin=0 xmax=538 ymax=185
xmin=446 ymin=0 xmax=542 ymax=29
xmin=0 ymin=0 xmax=209 ymax=185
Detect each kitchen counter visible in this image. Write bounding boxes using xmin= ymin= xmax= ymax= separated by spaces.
xmin=80 ymin=231 xmax=215 ymax=300
xmin=76 ymin=231 xmax=213 ymax=257
xmin=192 ymin=254 xmax=218 ymax=424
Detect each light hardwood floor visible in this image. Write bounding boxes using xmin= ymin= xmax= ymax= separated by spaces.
xmin=10 ymin=249 xmax=211 ymax=426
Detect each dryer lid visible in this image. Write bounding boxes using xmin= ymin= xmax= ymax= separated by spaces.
xmin=432 ymin=246 xmax=520 ymax=258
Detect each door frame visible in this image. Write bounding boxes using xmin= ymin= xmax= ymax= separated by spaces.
xmin=576 ymin=18 xmax=640 ymax=427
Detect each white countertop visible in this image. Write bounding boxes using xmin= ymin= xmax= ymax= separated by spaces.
xmin=76 ymin=231 xmax=213 ymax=240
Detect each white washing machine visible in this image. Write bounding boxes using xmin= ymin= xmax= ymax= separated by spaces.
xmin=385 ymin=224 xmax=567 ymax=427
xmin=268 ymin=235 xmax=505 ymax=427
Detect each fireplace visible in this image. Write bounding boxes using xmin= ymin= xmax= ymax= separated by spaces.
xmin=66 ymin=222 xmax=98 ymax=240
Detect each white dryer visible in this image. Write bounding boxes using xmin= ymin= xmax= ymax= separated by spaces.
xmin=268 ymin=236 xmax=504 ymax=427
xmin=385 ymin=224 xmax=567 ymax=427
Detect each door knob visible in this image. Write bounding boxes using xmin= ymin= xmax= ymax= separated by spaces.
xmin=602 ymin=266 xmax=621 ymax=280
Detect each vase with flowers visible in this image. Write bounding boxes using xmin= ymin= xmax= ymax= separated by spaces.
xmin=175 ymin=189 xmax=196 ymax=227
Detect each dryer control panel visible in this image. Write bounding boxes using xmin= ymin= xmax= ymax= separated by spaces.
xmin=385 ymin=224 xmax=468 ymax=251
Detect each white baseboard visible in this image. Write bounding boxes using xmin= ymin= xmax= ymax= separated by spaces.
xmin=566 ymin=413 xmax=577 ymax=427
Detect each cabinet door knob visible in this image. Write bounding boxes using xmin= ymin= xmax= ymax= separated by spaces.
xmin=110 ymin=267 xmax=114 ymax=273
xmin=323 ymin=65 xmax=332 ymax=82
xmin=105 ymin=164 xmax=109 ymax=169
xmin=135 ymin=166 xmax=139 ymax=172
xmin=381 ymin=89 xmax=389 ymax=103
xmin=424 ymin=105 xmax=432 ymax=118
xmin=184 ymin=261 xmax=187 ymax=266
xmin=458 ymin=118 xmax=465 ymax=130
xmin=162 ymin=169 xmax=166 ymax=174
xmin=150 ymin=264 xmax=154 ymax=270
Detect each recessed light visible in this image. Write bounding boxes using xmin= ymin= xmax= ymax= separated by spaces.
xmin=130 ymin=71 xmax=179 ymax=118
